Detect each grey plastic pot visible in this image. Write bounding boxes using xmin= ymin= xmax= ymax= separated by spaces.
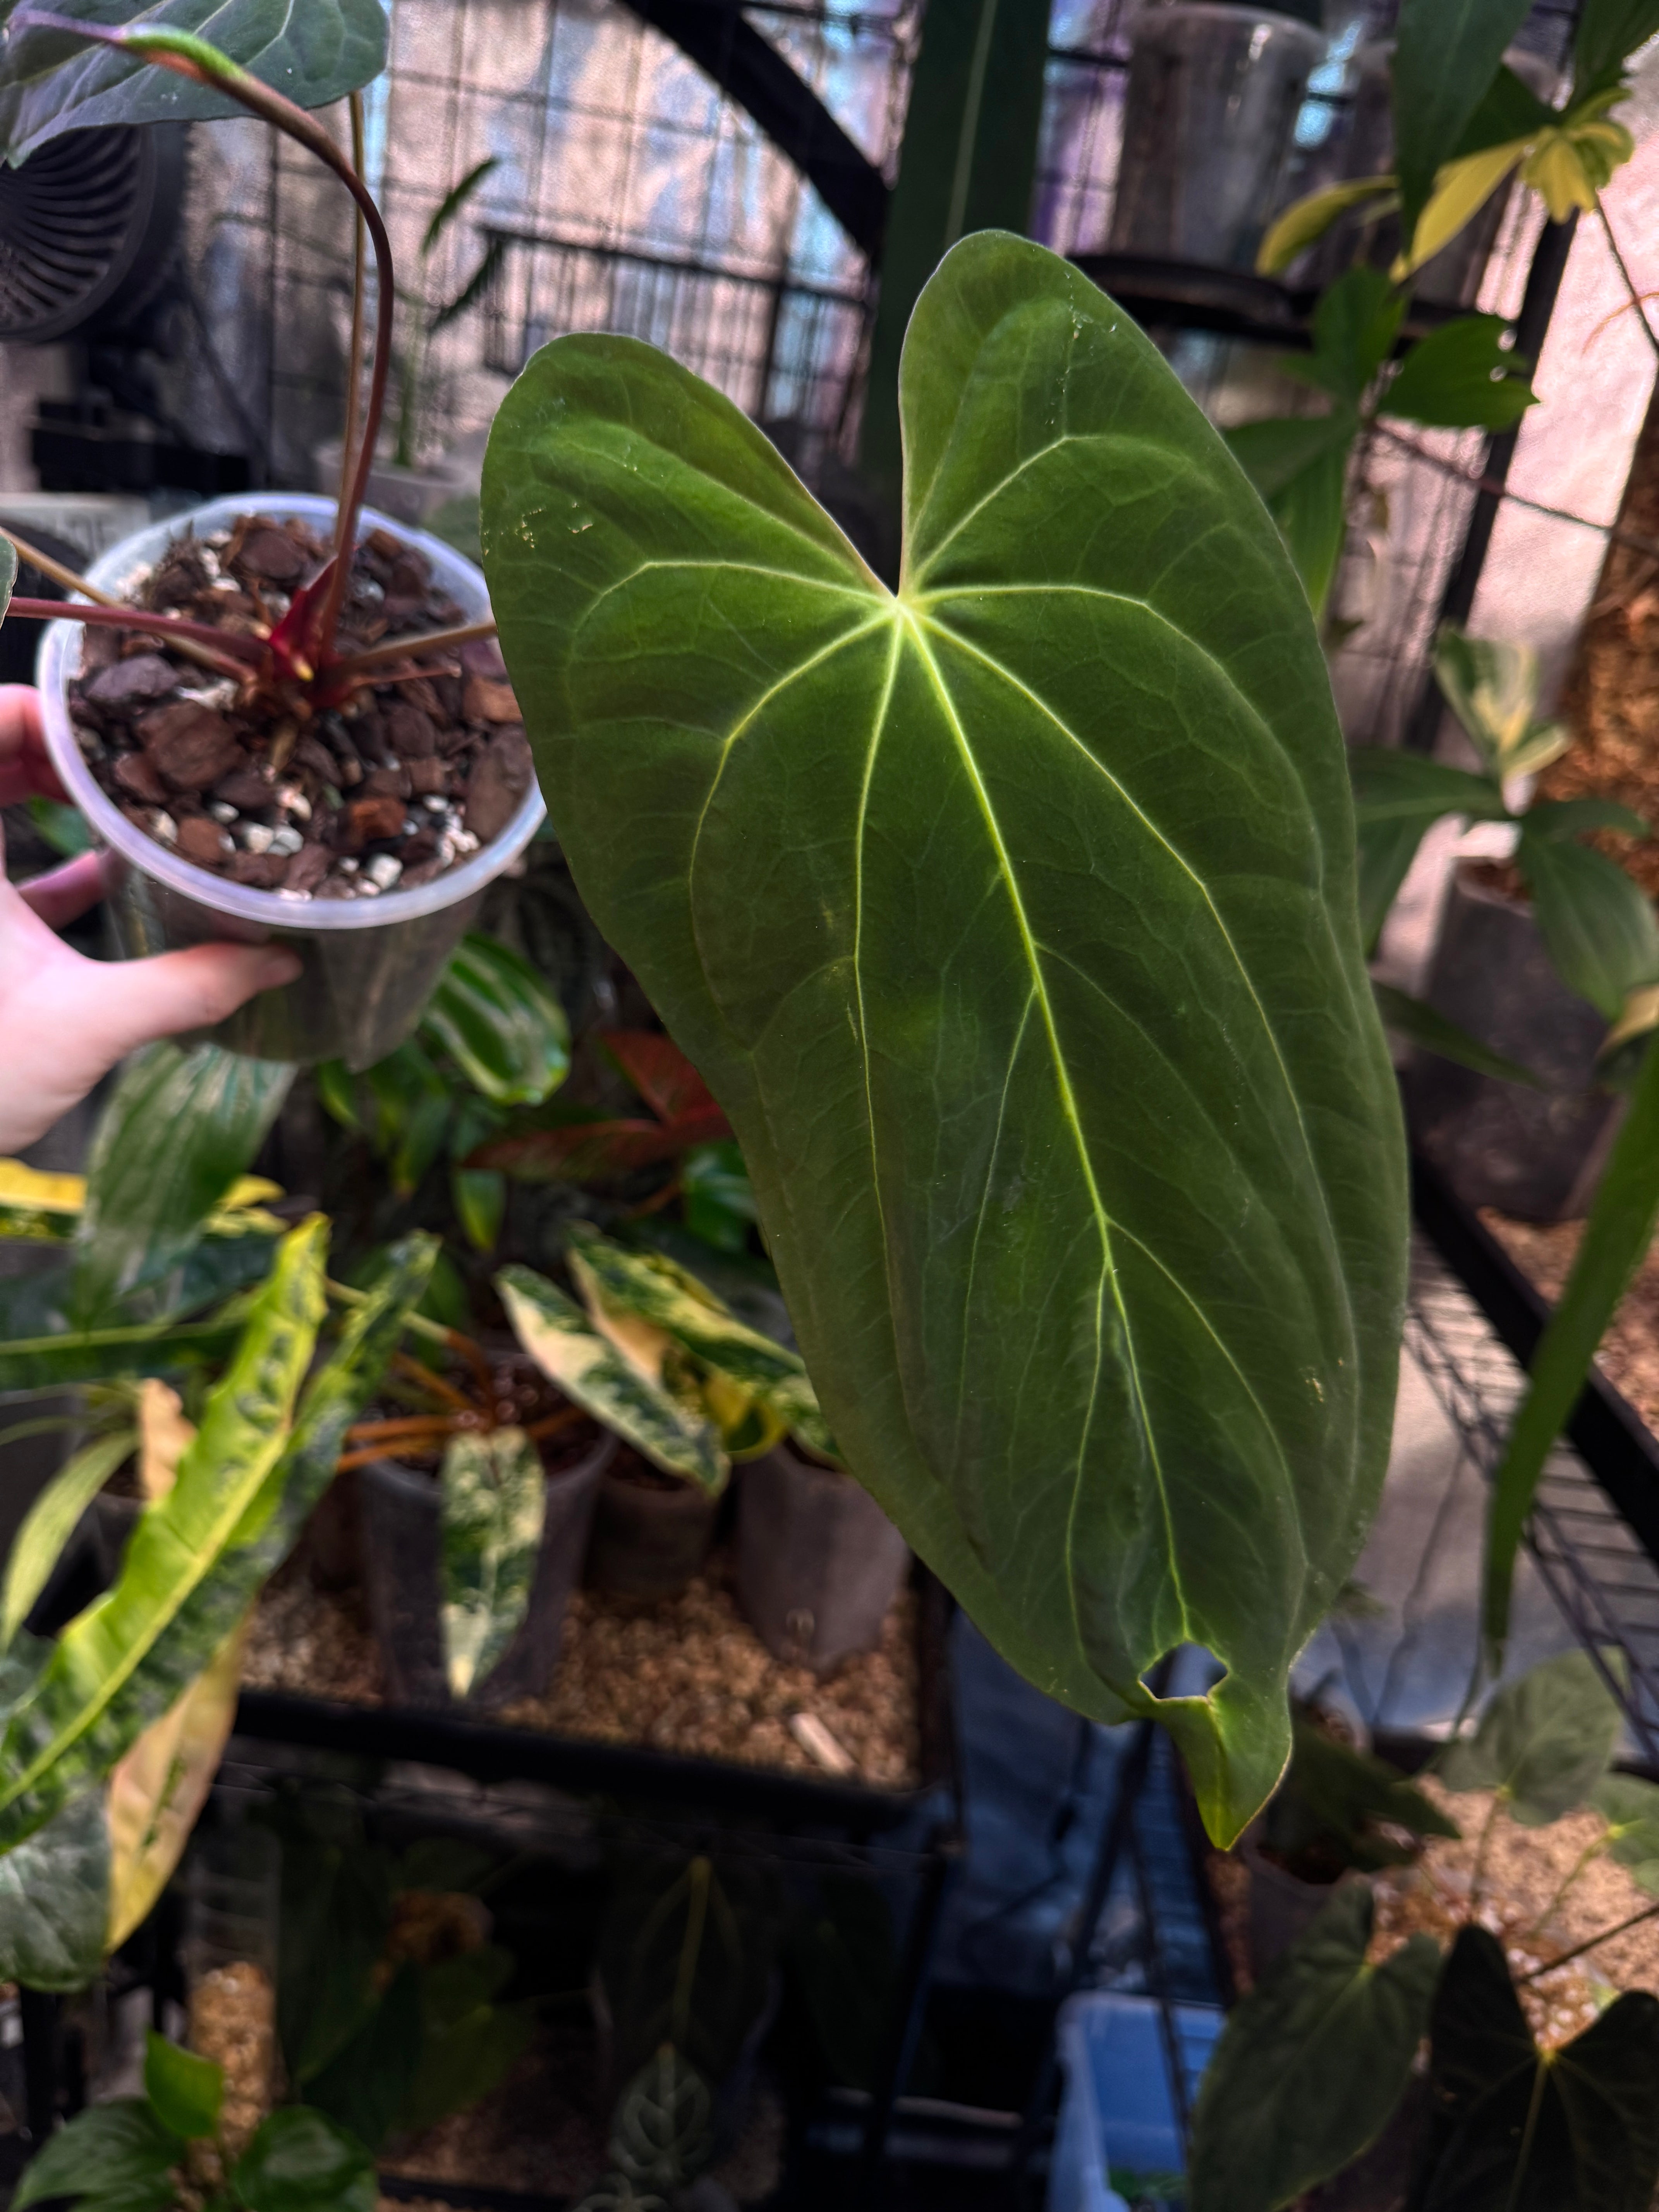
xmin=1241 ymin=1827 xmax=1342 ymax=1977
xmin=1109 ymin=2 xmax=1326 ymax=269
xmin=1402 ymin=862 xmax=1622 ymax=1221
xmin=361 ymin=1429 xmax=612 ymax=1709
xmin=585 ymin=1462 xmax=720 ymax=1601
xmin=735 ymin=1443 xmax=910 ymax=1674
xmin=36 ymin=493 xmax=544 ymax=1070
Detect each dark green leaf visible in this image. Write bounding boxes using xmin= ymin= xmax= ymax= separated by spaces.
xmin=1348 ymin=746 xmax=1508 ymax=955
xmin=1515 ymin=827 xmax=1659 ymax=1018
xmin=302 ymin=1963 xmax=425 ymax=2157
xmin=1391 ymin=0 xmax=1534 ymax=235
xmin=71 ymin=1044 xmax=293 ymax=1327
xmin=144 ymin=2030 xmax=223 ymax=2141
xmin=419 ymin=933 xmax=570 ymax=1107
xmin=1224 ymin=410 xmax=1357 ymax=615
xmin=421 ymin=155 xmax=499 ymax=255
xmin=1264 ymin=1712 xmax=1460 ymax=1874
xmin=1423 ymin=1925 xmax=1659 ymax=2211
xmin=1482 ymin=1031 xmax=1659 ymax=1663
xmin=27 ymin=796 xmax=92 ymax=858
xmin=400 ymin=1954 xmax=531 ymax=2133
xmin=366 ymin=1040 xmax=452 ymax=1198
xmin=314 ymin=1061 xmax=361 ymax=1133
xmin=0 ymin=1427 xmax=137 ymax=1650
xmin=0 ymin=0 xmax=388 ymax=163
xmin=451 ymin=1166 xmax=506 ymax=1253
xmin=430 ymin=235 xmax=507 ymax=337
xmin=1383 ymin=317 xmax=1537 ymax=432
xmin=1526 ymin=796 xmax=1649 ymax=840
xmin=1187 ymin=1883 xmax=1441 ymax=2212
xmin=0 ymin=1313 xmax=244 ymax=1395
xmin=1305 ymin=268 xmax=1407 ymax=402
xmin=0 ymin=1222 xmax=328 ymax=1857
xmin=1372 ymin=983 xmax=1544 ymax=1089
xmin=1592 ymin=1773 xmax=1659 ymax=1890
xmin=1440 ymin=1650 xmax=1621 ymax=1822
xmin=1573 ymin=0 xmax=1659 ymax=100
xmin=1453 ymin=62 xmax=1560 ymax=156
xmin=13 ymin=2099 xmax=180 ymax=2211
xmin=231 ymin=2106 xmax=376 ymax=2212
xmin=0 ymin=1786 xmax=109 ymax=1990
xmin=483 ymin=232 xmax=1408 ymax=1843
xmin=682 ymin=1141 xmax=759 ymax=1254
xmin=440 ymin=1425 xmax=545 ymax=1698
xmin=273 ymin=1805 xmax=394 ymax=2087
xmin=0 ymin=538 xmax=14 ymax=612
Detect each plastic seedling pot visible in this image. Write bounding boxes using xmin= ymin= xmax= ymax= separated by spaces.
xmin=361 ymin=1427 xmax=613 ymax=1710
xmin=735 ymin=1442 xmax=910 ymax=1674
xmin=585 ymin=1458 xmax=720 ymax=1601
xmin=36 ymin=493 xmax=545 ymax=1071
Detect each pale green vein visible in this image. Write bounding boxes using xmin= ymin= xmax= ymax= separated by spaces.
xmin=906 ymin=434 xmax=1072 ymax=589
xmin=898 ymin=609 xmax=1192 ymax=1643
xmin=580 ymin=556 xmax=879 ymax=626
xmin=850 ymin=622 xmax=907 ymax=1408
xmin=953 ymin=989 xmax=1037 ymax=1454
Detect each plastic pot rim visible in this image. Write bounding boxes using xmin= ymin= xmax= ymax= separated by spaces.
xmin=35 ymin=491 xmax=545 ymax=934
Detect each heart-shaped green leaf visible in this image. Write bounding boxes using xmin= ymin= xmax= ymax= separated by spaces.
xmin=1441 ymin=1649 xmax=1623 ymax=1824
xmin=1592 ymin=1772 xmax=1659 ymax=1891
xmin=1188 ymin=1882 xmax=1441 ymax=2212
xmin=482 ymin=231 xmax=1407 ymax=1842
xmin=0 ymin=0 xmax=388 ymax=165
xmin=143 ymin=2030 xmax=223 ymax=2142
xmin=1423 ymin=1925 xmax=1659 ymax=2210
xmin=13 ymin=2095 xmax=180 ymax=2210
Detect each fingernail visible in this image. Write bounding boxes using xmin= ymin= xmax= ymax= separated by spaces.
xmin=256 ymin=950 xmax=303 ymax=989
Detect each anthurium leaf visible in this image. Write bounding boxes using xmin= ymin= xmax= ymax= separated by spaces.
xmin=1527 ymin=796 xmax=1649 ymax=840
xmin=1223 ymin=410 xmax=1357 ymax=616
xmin=483 ymin=230 xmax=1408 ymax=1844
xmin=420 ymin=933 xmax=570 ymax=1107
xmin=1372 ymin=983 xmax=1545 ymax=1089
xmin=681 ymin=1141 xmax=759 ymax=1254
xmin=1390 ymin=0 xmax=1534 ymax=237
xmin=301 ymin=1963 xmax=424 ymax=2157
xmin=0 ymin=1220 xmax=327 ymax=1857
xmin=439 ymin=1425 xmax=545 ymax=1698
xmin=1455 ymin=62 xmax=1561 ymax=155
xmin=1515 ymin=826 xmax=1659 ymax=1018
xmin=365 ymin=1039 xmax=452 ymax=1198
xmin=0 ymin=1784 xmax=109 ymax=1990
xmin=1440 ymin=1649 xmax=1622 ymax=1822
xmin=143 ymin=2029 xmax=223 ymax=2141
xmin=0 ymin=1312 xmax=245 ymax=1394
xmin=1422 ymin=1925 xmax=1659 ymax=2211
xmin=1265 ymin=1714 xmax=1462 ymax=1872
xmin=1382 ymin=316 xmax=1537 ymax=432
xmin=1573 ymin=0 xmax=1659 ymax=100
xmin=106 ymin=1621 xmax=245 ymax=1951
xmin=1307 ymin=268 xmax=1407 ymax=401
xmin=1592 ymin=1773 xmax=1659 ymax=1891
xmin=70 ymin=1043 xmax=293 ymax=1327
xmin=1348 ymin=747 xmax=1510 ymax=938
xmin=565 ymin=1223 xmax=835 ymax=1458
xmin=0 ymin=1426 xmax=137 ymax=1650
xmin=496 ymin=1265 xmax=728 ymax=1493
xmin=1435 ymin=626 xmax=1540 ymax=770
xmin=452 ymin=1165 xmax=507 ymax=1253
xmin=1187 ymin=1883 xmax=1441 ymax=2212
xmin=0 ymin=0 xmax=388 ymax=164
xmin=400 ymin=1952 xmax=532 ymax=2132
xmin=1256 ymin=177 xmax=1399 ymax=277
xmin=231 ymin=2105 xmax=376 ymax=2212
xmin=12 ymin=2097 xmax=181 ymax=2210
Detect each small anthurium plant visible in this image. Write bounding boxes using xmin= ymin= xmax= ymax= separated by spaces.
xmin=481 ymin=226 xmax=1408 ymax=1846
xmin=14 ymin=2029 xmax=374 ymax=2212
xmin=1190 ymin=1651 xmax=1659 ymax=2212
xmin=0 ymin=1038 xmax=437 ymax=1989
xmin=0 ymin=14 xmax=496 ymax=719
xmin=1237 ymin=0 xmax=1659 ymax=627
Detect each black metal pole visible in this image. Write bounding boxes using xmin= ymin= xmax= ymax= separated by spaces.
xmin=1402 ymin=212 xmax=1578 ymax=751
xmin=856 ymin=1822 xmax=964 ymax=2197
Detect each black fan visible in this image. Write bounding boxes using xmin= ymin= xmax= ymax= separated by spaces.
xmin=0 ymin=124 xmax=185 ymax=344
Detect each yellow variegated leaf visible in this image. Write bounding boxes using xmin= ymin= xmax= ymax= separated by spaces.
xmin=1395 ymin=140 xmax=1530 ymax=277
xmin=1604 ymin=984 xmax=1659 ymax=1056
xmin=1257 ymin=176 xmax=1399 ymax=276
xmin=1505 ymin=721 xmax=1571 ymax=779
xmin=1522 ymin=117 xmax=1636 ymax=219
xmin=105 ymin=1622 xmax=246 ymax=1952
xmin=137 ymin=1381 xmax=195 ymax=1503
xmin=0 ymin=1159 xmax=86 ymax=1242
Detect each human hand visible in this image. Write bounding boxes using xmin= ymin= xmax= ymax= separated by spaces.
xmin=0 ymin=685 xmax=300 ymax=1153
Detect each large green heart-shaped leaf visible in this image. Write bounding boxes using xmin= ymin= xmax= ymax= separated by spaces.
xmin=482 ymin=232 xmax=1407 ymax=1842
xmin=0 ymin=0 xmax=388 ymax=164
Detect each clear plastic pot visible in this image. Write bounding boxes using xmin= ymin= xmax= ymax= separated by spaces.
xmin=35 ymin=493 xmax=544 ymax=1070
xmin=1109 ymin=3 xmax=1327 ymax=270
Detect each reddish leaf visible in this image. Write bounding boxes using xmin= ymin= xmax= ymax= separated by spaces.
xmin=470 ymin=1031 xmax=730 ymax=1183
xmin=599 ymin=1032 xmax=720 ymax=1127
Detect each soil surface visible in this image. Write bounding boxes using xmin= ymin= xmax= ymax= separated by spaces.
xmin=1481 ymin=1210 xmax=1659 ymax=1429
xmin=68 ymin=512 xmax=531 ymax=901
xmin=242 ymin=1542 xmax=921 ymax=1790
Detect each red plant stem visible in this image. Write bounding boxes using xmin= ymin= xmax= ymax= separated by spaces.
xmin=524 ymin=1407 xmax=583 ymax=1444
xmin=338 ymin=90 xmax=369 ymax=538
xmin=11 ymin=17 xmax=398 ymax=676
xmin=329 ymin=618 xmax=500 ymax=678
xmin=5 ymin=598 xmax=264 ymax=680
xmin=390 ymin=1349 xmax=475 ymax=1415
xmin=343 ymin=1414 xmax=475 ymax=1444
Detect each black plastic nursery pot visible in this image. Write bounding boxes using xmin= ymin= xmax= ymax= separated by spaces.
xmin=36 ymin=493 xmax=544 ymax=1070
xmin=361 ymin=1427 xmax=612 ymax=1709
xmin=1403 ymin=863 xmax=1622 ymax=1221
xmin=735 ymin=1442 xmax=911 ymax=1674
xmin=584 ymin=1456 xmax=720 ymax=1599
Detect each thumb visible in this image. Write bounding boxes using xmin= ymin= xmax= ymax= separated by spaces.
xmin=56 ymin=942 xmax=302 ymax=1065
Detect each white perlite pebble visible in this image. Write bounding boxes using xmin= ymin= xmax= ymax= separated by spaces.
xmin=276 ymin=787 xmax=311 ymax=822
xmin=423 ymin=795 xmax=447 ymax=813
xmin=269 ymin=826 xmax=304 ymax=856
xmin=338 ymin=857 xmax=359 ymax=874
xmin=365 ymin=854 xmax=402 ymax=891
xmin=153 ymin=812 xmax=178 ymax=845
xmin=276 ymin=888 xmax=312 ymax=903
xmin=209 ymin=801 xmax=238 ymax=824
xmin=241 ymin=823 xmax=274 ymax=854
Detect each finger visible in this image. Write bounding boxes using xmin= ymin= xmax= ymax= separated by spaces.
xmin=56 ymin=942 xmax=302 ymax=1065
xmin=17 ymin=850 xmax=107 ymax=929
xmin=0 ymin=686 xmax=65 ymax=809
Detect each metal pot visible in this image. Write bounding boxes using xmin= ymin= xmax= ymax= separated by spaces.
xmin=36 ymin=493 xmax=544 ymax=1070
